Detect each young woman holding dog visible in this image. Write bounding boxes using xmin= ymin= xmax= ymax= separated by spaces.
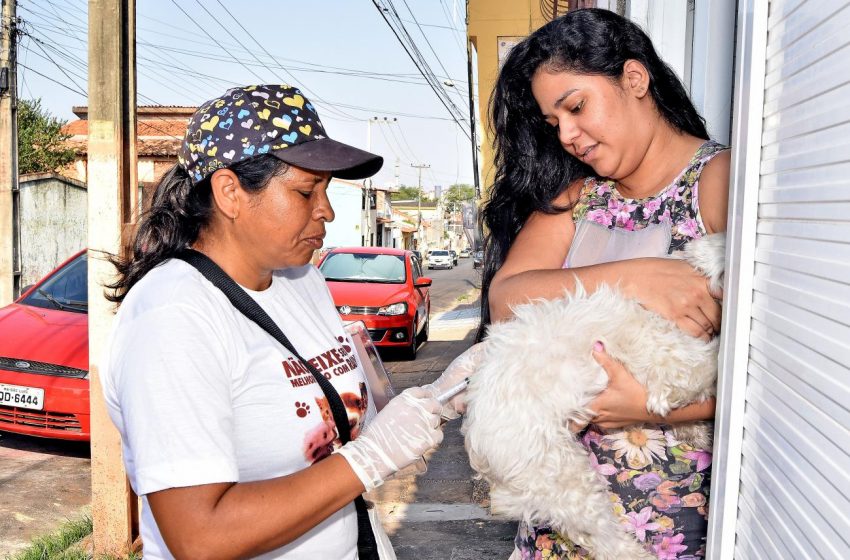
xmin=479 ymin=9 xmax=729 ymax=559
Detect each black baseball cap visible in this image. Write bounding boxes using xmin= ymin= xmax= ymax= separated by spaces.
xmin=178 ymin=84 xmax=383 ymax=183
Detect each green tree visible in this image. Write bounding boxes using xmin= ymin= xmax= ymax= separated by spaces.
xmin=391 ymin=185 xmax=434 ymax=203
xmin=442 ymin=183 xmax=476 ymax=213
xmin=391 ymin=185 xmax=423 ymax=201
xmin=17 ymin=98 xmax=75 ymax=174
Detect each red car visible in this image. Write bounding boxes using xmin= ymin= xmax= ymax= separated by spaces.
xmin=0 ymin=250 xmax=89 ymax=441
xmin=319 ymin=247 xmax=432 ymax=359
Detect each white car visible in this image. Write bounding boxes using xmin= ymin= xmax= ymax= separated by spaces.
xmin=427 ymin=250 xmax=453 ymax=270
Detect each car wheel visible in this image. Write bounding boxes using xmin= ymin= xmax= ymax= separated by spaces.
xmin=417 ymin=312 xmax=429 ymax=343
xmin=405 ymin=315 xmax=419 ymax=360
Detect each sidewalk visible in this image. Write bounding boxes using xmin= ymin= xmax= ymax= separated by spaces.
xmin=372 ymin=301 xmax=517 ymax=559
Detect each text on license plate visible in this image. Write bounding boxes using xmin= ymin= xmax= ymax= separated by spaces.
xmin=0 ymin=383 xmax=45 ymax=410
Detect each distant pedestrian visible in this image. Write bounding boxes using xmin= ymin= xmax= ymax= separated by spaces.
xmin=101 ymin=83 xmax=475 ymax=559
xmin=479 ymin=9 xmax=728 ymax=558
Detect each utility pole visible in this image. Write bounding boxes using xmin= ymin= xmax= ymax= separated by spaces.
xmin=465 ymin=29 xmax=481 ymax=200
xmin=88 ymin=0 xmax=138 ymax=555
xmin=0 ymin=0 xmax=18 ymax=305
xmin=365 ymin=117 xmax=376 ymax=246
xmin=410 ymin=163 xmax=429 ymax=251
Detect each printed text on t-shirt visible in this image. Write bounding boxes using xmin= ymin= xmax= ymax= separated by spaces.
xmin=281 ymin=336 xmax=358 ymax=388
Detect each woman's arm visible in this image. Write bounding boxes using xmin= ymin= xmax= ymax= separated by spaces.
xmin=582 ymin=344 xmax=715 ymax=431
xmin=489 ymin=187 xmax=722 ymax=340
xmin=697 ymin=149 xmax=731 ymax=235
xmin=147 ymin=385 xmax=443 ymax=560
xmin=148 ymin=455 xmax=363 ymax=560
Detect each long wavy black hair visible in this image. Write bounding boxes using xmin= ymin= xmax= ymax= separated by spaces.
xmin=106 ymin=155 xmax=289 ymax=303
xmin=476 ymin=8 xmax=709 ymax=341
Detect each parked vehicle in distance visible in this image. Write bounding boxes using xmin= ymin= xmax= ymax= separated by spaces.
xmin=319 ymin=247 xmax=432 ymax=360
xmin=450 ymin=250 xmax=459 ymax=266
xmin=410 ymin=250 xmax=423 ymax=264
xmin=459 ymin=248 xmax=471 ymax=258
xmin=473 ymin=250 xmax=484 ymax=269
xmin=427 ymin=249 xmax=453 ymax=270
xmin=0 ymin=251 xmax=90 ymax=441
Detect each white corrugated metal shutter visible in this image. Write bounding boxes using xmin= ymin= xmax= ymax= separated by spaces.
xmin=713 ymin=0 xmax=850 ymax=558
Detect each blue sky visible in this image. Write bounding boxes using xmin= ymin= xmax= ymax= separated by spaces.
xmin=17 ymin=0 xmax=476 ymax=191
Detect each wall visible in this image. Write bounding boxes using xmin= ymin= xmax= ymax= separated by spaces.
xmin=325 ymin=179 xmax=363 ymax=248
xmin=467 ymin=1 xmax=736 ymax=190
xmin=18 ymin=173 xmax=87 ymax=288
xmin=467 ymin=0 xmax=548 ymax=191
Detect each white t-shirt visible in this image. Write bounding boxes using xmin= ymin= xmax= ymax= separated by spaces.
xmin=101 ymin=259 xmax=376 ymax=559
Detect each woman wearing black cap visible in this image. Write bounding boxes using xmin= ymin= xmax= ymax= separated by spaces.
xmin=100 ymin=84 xmax=475 ymax=559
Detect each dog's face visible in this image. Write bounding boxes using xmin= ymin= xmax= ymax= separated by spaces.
xmin=315 ymin=382 xmax=370 ymax=441
xmin=302 ymin=419 xmax=336 ymax=464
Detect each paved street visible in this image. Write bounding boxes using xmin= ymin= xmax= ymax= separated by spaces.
xmin=377 ymin=261 xmax=517 ymax=558
xmin=0 ymin=257 xmax=517 ymax=559
xmin=0 ymin=432 xmax=90 ymax=558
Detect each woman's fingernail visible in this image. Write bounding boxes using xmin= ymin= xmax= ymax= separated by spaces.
xmin=593 ymin=341 xmax=604 ymax=352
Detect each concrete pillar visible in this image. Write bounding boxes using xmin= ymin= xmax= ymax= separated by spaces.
xmin=87 ymin=0 xmax=138 ymax=554
xmin=0 ymin=0 xmax=18 ymax=305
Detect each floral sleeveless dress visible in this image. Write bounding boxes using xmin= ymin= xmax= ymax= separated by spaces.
xmin=515 ymin=141 xmax=729 ymax=560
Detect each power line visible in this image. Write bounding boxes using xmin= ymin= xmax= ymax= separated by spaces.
xmin=371 ymin=0 xmax=471 ymax=140
xmin=18 ymin=63 xmax=85 ymax=96
xmin=209 ymin=0 xmax=361 ymax=123
xmin=374 ymin=121 xmax=403 ymax=161
xmin=399 ymin=0 xmax=468 ymax=108
xmin=437 ymin=0 xmax=467 ymax=54
xmin=168 ymin=0 xmax=265 ymax=83
xmin=24 ymin=21 xmax=458 ymax=126
xmin=385 ymin=0 xmax=468 ymax=120
xmin=385 ymin=120 xmax=417 ymax=163
xmin=42 ymin=0 xmax=86 ymax=28
xmin=26 ymin=32 xmax=86 ymax=94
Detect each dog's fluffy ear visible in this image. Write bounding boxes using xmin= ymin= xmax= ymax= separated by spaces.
xmin=682 ymin=232 xmax=726 ymax=294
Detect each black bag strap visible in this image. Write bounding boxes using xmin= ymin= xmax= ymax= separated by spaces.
xmin=175 ymin=249 xmax=379 ymax=559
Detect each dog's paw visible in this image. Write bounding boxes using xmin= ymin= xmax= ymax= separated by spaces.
xmin=671 ymin=422 xmax=713 ymax=450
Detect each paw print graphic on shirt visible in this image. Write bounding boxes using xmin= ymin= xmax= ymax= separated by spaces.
xmin=295 ymin=401 xmax=311 ymax=418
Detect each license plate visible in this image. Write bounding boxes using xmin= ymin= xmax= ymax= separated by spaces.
xmin=0 ymin=383 xmax=45 ymax=410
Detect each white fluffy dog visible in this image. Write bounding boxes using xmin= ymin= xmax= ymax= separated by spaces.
xmin=463 ymin=234 xmax=725 ymax=560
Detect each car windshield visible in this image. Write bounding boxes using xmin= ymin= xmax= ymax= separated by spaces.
xmin=430 ymin=251 xmax=449 ymax=257
xmin=21 ymin=254 xmax=88 ymax=313
xmin=320 ymin=252 xmax=406 ymax=284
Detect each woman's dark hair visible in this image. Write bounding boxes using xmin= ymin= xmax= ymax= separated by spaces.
xmin=106 ymin=155 xmax=289 ymax=303
xmin=476 ymin=8 xmax=709 ymax=341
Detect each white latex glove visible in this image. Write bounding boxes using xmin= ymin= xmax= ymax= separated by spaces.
xmin=423 ymin=342 xmax=488 ymax=420
xmin=335 ymin=386 xmax=443 ymax=492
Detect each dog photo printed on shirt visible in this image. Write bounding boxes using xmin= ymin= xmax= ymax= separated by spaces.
xmin=280 ymin=333 xmax=374 ymax=465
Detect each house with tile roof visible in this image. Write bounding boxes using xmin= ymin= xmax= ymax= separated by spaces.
xmin=61 ymin=105 xmax=193 ymax=209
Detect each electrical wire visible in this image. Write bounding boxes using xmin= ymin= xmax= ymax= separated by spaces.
xmin=27 ymin=34 xmax=87 ymax=95
xmin=21 ymin=0 xmax=474 ymax=185
xmin=210 ymin=0 xmax=362 ymax=123
xmin=385 ymin=0 xmax=468 ymax=124
xmin=167 ymin=0 xmax=265 ymax=83
xmin=375 ymin=122 xmax=403 ymax=161
xmin=399 ymin=0 xmax=467 ymax=108
xmin=371 ymin=0 xmax=471 ymax=140
xmin=18 ymin=63 xmax=86 ymax=97
xmin=436 ymin=0 xmax=466 ymax=54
